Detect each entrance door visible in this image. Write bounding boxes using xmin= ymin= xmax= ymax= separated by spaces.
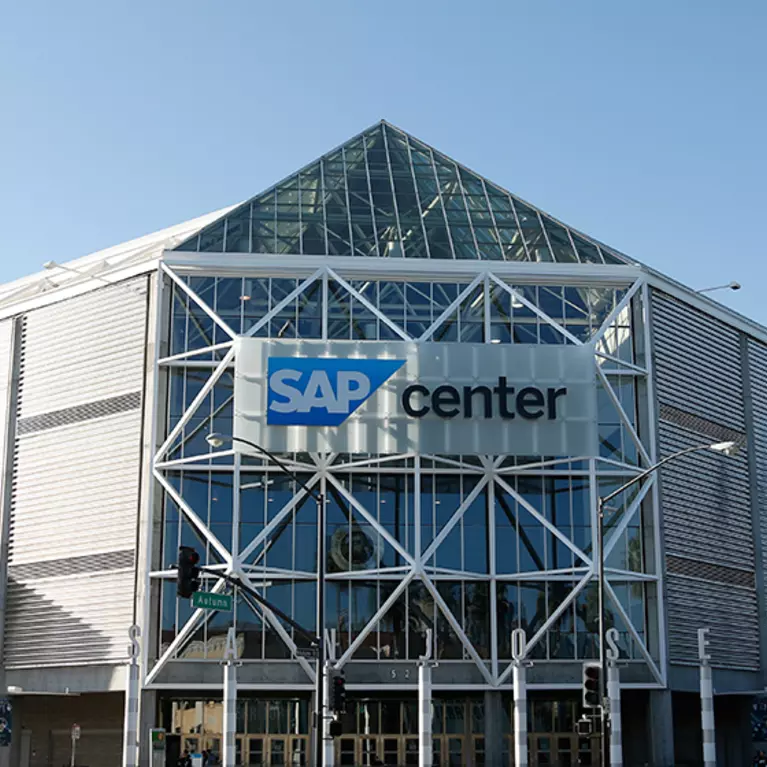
xmin=433 ymin=735 xmax=465 ymax=767
xmin=336 ymin=735 xmax=424 ymax=766
xmin=529 ymin=734 xmax=599 ymax=767
xmin=237 ymin=735 xmax=307 ymax=766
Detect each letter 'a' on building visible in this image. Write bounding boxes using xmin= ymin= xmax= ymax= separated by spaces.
xmin=2 ymin=119 xmax=760 ymax=765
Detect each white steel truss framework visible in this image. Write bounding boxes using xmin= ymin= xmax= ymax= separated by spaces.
xmin=145 ymin=259 xmax=664 ymax=690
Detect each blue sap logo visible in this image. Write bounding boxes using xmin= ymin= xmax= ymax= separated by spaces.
xmin=267 ymin=357 xmax=406 ymax=426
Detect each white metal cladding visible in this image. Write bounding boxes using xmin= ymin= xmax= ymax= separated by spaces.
xmin=651 ymin=289 xmax=758 ymax=668
xmin=658 ymin=421 xmax=753 ymax=569
xmin=651 ymin=290 xmax=745 ymax=430
xmin=665 ymin=574 xmax=760 ymax=669
xmin=9 ymin=410 xmax=143 ymax=564
xmin=18 ymin=278 xmax=147 ymax=418
xmin=747 ymin=340 xmax=767 ymax=589
xmin=4 ymin=280 xmax=150 ymax=668
xmin=4 ymin=570 xmax=135 ymax=667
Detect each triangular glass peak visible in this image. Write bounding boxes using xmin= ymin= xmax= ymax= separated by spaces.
xmin=174 ymin=121 xmax=628 ymax=265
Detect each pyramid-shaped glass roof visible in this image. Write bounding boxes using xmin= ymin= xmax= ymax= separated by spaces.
xmin=174 ymin=121 xmax=628 ymax=265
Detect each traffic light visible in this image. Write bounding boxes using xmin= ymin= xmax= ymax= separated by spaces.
xmin=330 ymin=673 xmax=346 ymax=713
xmin=582 ymin=662 xmax=602 ymax=709
xmin=176 ymin=546 xmax=201 ymax=598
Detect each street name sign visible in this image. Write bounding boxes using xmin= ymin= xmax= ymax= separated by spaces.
xmin=295 ymin=647 xmax=319 ymax=659
xmin=191 ymin=592 xmax=233 ymax=611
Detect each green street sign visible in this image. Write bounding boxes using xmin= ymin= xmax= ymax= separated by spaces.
xmin=191 ymin=592 xmax=233 ymax=611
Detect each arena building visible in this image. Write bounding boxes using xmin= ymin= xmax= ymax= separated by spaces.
xmin=0 ymin=121 xmax=763 ymax=766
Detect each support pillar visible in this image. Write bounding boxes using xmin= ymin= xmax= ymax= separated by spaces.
xmin=222 ymin=628 xmax=238 ymax=767
xmin=512 ymin=663 xmax=528 ymax=767
xmin=482 ymin=691 xmax=503 ymax=767
xmin=138 ymin=689 xmax=158 ymax=767
xmin=607 ymin=661 xmax=622 ymax=767
xmin=647 ymin=690 xmax=674 ymax=767
xmin=511 ymin=629 xmax=529 ymax=767
xmin=418 ymin=663 xmax=432 ymax=767
xmin=321 ymin=661 xmax=334 ymax=767
xmin=698 ymin=628 xmax=715 ymax=767
xmin=122 ymin=628 xmax=141 ymax=767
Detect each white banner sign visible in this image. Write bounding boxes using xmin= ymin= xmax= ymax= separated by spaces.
xmin=233 ymin=339 xmax=597 ymax=456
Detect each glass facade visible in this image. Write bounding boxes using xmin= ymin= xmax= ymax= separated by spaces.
xmin=150 ymin=122 xmax=659 ymax=709
xmin=174 ymin=122 xmax=626 ymax=267
xmin=155 ymin=269 xmax=655 ymax=672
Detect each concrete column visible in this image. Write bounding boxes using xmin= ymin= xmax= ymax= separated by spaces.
xmin=418 ymin=663 xmax=432 ymax=767
xmin=223 ymin=660 xmax=237 ymax=767
xmin=138 ymin=689 xmax=157 ymax=767
xmin=122 ymin=659 xmax=140 ymax=767
xmin=482 ymin=691 xmax=504 ymax=767
xmin=607 ymin=662 xmax=622 ymax=767
xmin=512 ymin=663 xmax=528 ymax=767
xmin=700 ymin=664 xmax=715 ymax=767
xmin=647 ymin=690 xmax=674 ymax=767
xmin=321 ymin=662 xmax=334 ymax=767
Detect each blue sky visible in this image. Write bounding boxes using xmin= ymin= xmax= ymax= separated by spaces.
xmin=2 ymin=1 xmax=765 ymax=320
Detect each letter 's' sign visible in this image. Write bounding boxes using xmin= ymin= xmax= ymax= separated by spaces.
xmin=267 ymin=357 xmax=405 ymax=426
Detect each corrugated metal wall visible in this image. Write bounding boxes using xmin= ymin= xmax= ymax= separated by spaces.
xmin=652 ymin=290 xmax=758 ymax=668
xmin=3 ymin=279 xmax=149 ymax=668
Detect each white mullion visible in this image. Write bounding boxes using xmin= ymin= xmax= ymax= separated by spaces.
xmin=488 ymin=273 xmax=583 ymax=345
xmin=155 ymin=452 xmax=237 ymax=470
xmin=239 ymin=471 xmax=322 ymax=563
xmin=242 ymin=566 xmax=315 ymax=579
xmin=321 ymin=269 xmax=329 ymax=340
xmin=161 ymin=262 xmax=237 ymax=339
xmin=494 ymin=475 xmax=591 ymax=566
xmin=495 ymin=568 xmax=590 ymax=581
xmin=414 ymin=455 xmax=422 ymax=567
xmin=421 ymin=577 xmax=494 ymax=685
xmin=604 ymin=581 xmax=663 ymax=684
xmin=537 ymin=211 xmax=557 ymax=263
xmin=483 ymin=272 xmax=491 ymax=343
xmin=488 ymin=479 xmax=498 ymax=682
xmin=419 ymin=454 xmax=486 ymax=473
xmin=159 ymin=341 xmax=235 ymax=365
xmin=595 ymin=351 xmax=647 ymax=374
xmin=232 ymin=452 xmax=242 ymax=563
xmin=602 ymin=475 xmax=654 ymax=558
xmin=596 ymin=367 xmax=652 ymax=466
xmin=507 ymin=194 xmax=533 ymax=261
xmin=145 ymin=577 xmax=229 ymax=685
xmin=426 ymin=568 xmax=488 ymax=580
xmin=381 ymin=124 xmax=406 ymax=258
xmin=153 ymin=469 xmax=232 ymax=563
xmin=336 ymin=572 xmax=415 ymax=667
xmin=404 ymin=133 xmax=432 ymax=259
xmin=421 ymin=475 xmax=489 ymax=562
xmin=642 ymin=280 xmax=667 ymax=681
xmin=361 ymin=132 xmax=381 ymax=258
xmin=453 ymin=159 xmax=482 ymax=258
xmin=429 ymin=147 xmax=457 ymax=260
xmin=497 ymin=455 xmax=590 ymax=474
xmin=600 ymin=368 xmax=646 ymax=377
xmin=154 ymin=346 xmax=235 ymax=461
xmin=605 ymin=568 xmax=658 ymax=582
xmin=564 ymin=226 xmax=583 ymax=264
xmin=325 ymin=473 xmax=415 ymax=566
xmin=245 ymin=268 xmax=323 ymax=338
xmin=419 ymin=272 xmax=485 ymax=342
xmin=339 ymin=147 xmax=355 ymax=255
xmin=327 ymin=268 xmax=411 ymax=341
xmin=591 ymin=278 xmax=644 ymax=345
xmin=330 ymin=452 xmax=416 ymax=470
xmin=497 ymin=572 xmax=591 ymax=685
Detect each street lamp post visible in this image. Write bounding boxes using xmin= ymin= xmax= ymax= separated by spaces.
xmin=596 ymin=440 xmax=737 ymax=767
xmin=206 ymin=432 xmax=327 ymax=767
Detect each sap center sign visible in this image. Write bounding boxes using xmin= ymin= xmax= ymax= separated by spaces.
xmin=234 ymin=338 xmax=597 ymax=456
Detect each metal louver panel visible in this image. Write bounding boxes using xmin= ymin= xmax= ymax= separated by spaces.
xmin=748 ymin=340 xmax=767 ymax=593
xmin=651 ymin=289 xmax=757 ymax=668
xmin=5 ymin=279 xmax=149 ymax=667
xmin=652 ymin=291 xmax=744 ymax=430
xmin=18 ymin=280 xmax=147 ymax=418
xmin=9 ymin=410 xmax=142 ymax=564
xmin=666 ymin=574 xmax=759 ymax=669
xmin=4 ymin=570 xmax=134 ymax=667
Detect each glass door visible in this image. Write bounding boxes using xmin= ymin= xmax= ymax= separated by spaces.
xmin=246 ymin=736 xmax=265 ymax=766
